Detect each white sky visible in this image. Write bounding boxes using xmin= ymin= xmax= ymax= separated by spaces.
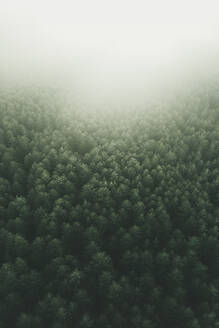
xmin=0 ymin=0 xmax=219 ymax=103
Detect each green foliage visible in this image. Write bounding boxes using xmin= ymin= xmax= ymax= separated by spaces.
xmin=0 ymin=86 xmax=219 ymax=327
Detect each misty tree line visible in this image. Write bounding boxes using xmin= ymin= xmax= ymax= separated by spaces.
xmin=0 ymin=86 xmax=219 ymax=328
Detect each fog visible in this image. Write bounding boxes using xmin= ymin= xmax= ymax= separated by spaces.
xmin=1 ymin=0 xmax=219 ymax=107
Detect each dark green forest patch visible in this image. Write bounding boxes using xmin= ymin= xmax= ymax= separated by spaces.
xmin=0 ymin=86 xmax=219 ymax=328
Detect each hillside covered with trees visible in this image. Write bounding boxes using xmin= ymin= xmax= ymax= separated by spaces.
xmin=0 ymin=86 xmax=219 ymax=327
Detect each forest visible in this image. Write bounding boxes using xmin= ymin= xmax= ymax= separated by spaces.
xmin=0 ymin=84 xmax=219 ymax=328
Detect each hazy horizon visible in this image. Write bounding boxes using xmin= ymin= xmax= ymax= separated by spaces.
xmin=1 ymin=0 xmax=219 ymax=107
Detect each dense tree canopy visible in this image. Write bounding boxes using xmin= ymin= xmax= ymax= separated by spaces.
xmin=0 ymin=85 xmax=219 ymax=327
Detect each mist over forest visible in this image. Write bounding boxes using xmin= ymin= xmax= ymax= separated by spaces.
xmin=1 ymin=1 xmax=219 ymax=327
